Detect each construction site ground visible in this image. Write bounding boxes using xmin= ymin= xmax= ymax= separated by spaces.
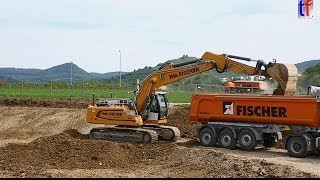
xmin=0 ymin=98 xmax=319 ymax=178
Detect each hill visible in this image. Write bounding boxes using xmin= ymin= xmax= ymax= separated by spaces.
xmin=295 ymin=60 xmax=320 ymax=73
xmin=0 ymin=63 xmax=125 ymax=83
xmin=0 ymin=56 xmax=319 ymax=86
xmin=297 ymin=63 xmax=320 ymax=92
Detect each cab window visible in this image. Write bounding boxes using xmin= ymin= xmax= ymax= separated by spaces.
xmin=157 ymin=95 xmax=167 ymax=108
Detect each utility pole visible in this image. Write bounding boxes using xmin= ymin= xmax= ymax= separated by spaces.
xmin=70 ymin=61 xmax=73 ymax=86
xmin=118 ymin=50 xmax=122 ymax=88
xmin=69 ymin=61 xmax=73 ymax=97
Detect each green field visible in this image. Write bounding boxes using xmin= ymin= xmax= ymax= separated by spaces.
xmin=0 ymin=84 xmax=193 ymax=103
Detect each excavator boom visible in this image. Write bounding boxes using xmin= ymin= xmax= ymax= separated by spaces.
xmin=135 ymin=59 xmax=216 ymax=116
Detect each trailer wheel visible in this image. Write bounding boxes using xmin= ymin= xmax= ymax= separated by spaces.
xmin=287 ymin=136 xmax=308 ymax=158
xmin=218 ymin=129 xmax=236 ymax=150
xmin=239 ymin=129 xmax=257 ymax=151
xmin=199 ymin=128 xmax=216 ymax=147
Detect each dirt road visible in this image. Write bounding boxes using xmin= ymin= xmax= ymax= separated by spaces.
xmin=0 ymin=104 xmax=318 ymax=178
xmin=178 ymin=139 xmax=320 ymax=177
xmin=216 ymin=147 xmax=320 ymax=176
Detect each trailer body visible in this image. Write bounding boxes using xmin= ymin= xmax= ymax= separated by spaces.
xmin=189 ymin=94 xmax=320 ymax=158
xmin=190 ymin=94 xmax=319 ymax=126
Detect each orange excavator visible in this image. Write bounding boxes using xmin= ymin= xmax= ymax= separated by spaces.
xmin=86 ymin=51 xmax=298 ymax=143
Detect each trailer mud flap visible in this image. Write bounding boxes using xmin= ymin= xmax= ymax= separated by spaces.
xmin=316 ymin=137 xmax=320 ymax=149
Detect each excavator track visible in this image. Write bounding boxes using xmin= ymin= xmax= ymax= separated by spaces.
xmin=141 ymin=124 xmax=181 ymax=142
xmin=89 ymin=126 xmax=158 ymax=143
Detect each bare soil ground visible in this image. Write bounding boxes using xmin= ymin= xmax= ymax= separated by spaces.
xmin=0 ymin=98 xmax=89 ymax=109
xmin=0 ymin=100 xmax=318 ymax=178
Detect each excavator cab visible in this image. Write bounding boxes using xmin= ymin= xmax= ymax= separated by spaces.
xmin=145 ymin=92 xmax=169 ymax=120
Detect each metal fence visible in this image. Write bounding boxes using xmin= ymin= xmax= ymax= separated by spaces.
xmin=0 ymin=82 xmax=136 ymax=99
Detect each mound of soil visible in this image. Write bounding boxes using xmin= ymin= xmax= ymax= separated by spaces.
xmin=167 ymin=106 xmax=201 ymax=139
xmin=0 ymin=129 xmax=315 ymax=178
xmin=0 ymin=106 xmax=101 ymax=147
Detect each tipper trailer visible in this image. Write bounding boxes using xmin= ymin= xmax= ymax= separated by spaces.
xmin=189 ymin=94 xmax=320 ymax=158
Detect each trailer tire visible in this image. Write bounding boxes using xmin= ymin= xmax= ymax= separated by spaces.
xmin=218 ymin=129 xmax=236 ymax=150
xmin=199 ymin=128 xmax=217 ymax=147
xmin=287 ymin=136 xmax=308 ymax=158
xmin=239 ymin=129 xmax=257 ymax=151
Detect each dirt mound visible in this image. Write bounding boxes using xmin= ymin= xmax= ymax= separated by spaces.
xmin=0 ymin=106 xmax=102 ymax=147
xmin=63 ymin=129 xmax=89 ymax=139
xmin=0 ymin=130 xmax=126 ymax=171
xmin=0 ymin=129 xmax=176 ymax=176
xmin=0 ymin=129 xmax=315 ymax=178
xmin=0 ymin=98 xmax=88 ymax=109
xmin=167 ymin=106 xmax=201 ymax=139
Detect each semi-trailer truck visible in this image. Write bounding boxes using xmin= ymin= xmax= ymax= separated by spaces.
xmin=189 ymin=90 xmax=320 ymax=158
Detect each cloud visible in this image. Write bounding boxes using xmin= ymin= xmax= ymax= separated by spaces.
xmin=0 ymin=0 xmax=319 ymax=73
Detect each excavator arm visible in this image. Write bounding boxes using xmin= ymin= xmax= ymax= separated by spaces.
xmin=201 ymin=52 xmax=299 ymax=96
xmin=201 ymin=52 xmax=269 ymax=76
xmin=135 ymin=51 xmax=299 ymax=118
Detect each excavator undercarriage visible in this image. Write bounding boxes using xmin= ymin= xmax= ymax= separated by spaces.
xmin=87 ymin=96 xmax=181 ymax=143
xmin=89 ymin=125 xmax=180 ymax=143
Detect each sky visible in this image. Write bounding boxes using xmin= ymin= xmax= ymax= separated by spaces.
xmin=0 ymin=0 xmax=319 ymax=73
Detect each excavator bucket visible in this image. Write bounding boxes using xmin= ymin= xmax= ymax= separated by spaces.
xmin=266 ymin=63 xmax=299 ymax=95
